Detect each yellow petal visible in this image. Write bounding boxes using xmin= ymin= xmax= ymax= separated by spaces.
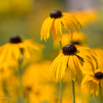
xmin=89 ymin=81 xmax=94 ymax=96
xmin=81 ymin=75 xmax=90 ymax=88
xmin=64 ymin=16 xmax=79 ymax=33
xmin=60 ymin=56 xmax=68 ymax=79
xmin=73 ymin=55 xmax=82 ymax=81
xmin=54 ymin=19 xmax=62 ymax=40
xmin=63 ymin=13 xmax=82 ymax=28
xmin=62 ymin=17 xmax=73 ymax=35
xmin=51 ymin=20 xmax=57 ymax=41
xmin=50 ymin=53 xmax=64 ymax=81
xmin=68 ymin=56 xmax=76 ymax=81
xmin=94 ymin=83 xmax=98 ymax=97
xmin=100 ymin=79 xmax=103 ymax=88
xmin=41 ymin=17 xmax=53 ymax=41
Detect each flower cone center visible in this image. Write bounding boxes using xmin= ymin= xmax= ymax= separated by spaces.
xmin=63 ymin=44 xmax=77 ymax=55
xmin=95 ymin=72 xmax=103 ymax=79
xmin=50 ymin=10 xmax=62 ymax=18
xmin=10 ymin=35 xmax=22 ymax=43
xmin=71 ymin=41 xmax=80 ymax=45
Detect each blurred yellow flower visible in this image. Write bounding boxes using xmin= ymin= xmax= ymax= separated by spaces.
xmin=0 ymin=35 xmax=43 ymax=68
xmin=22 ymin=60 xmax=57 ymax=102
xmin=50 ymin=44 xmax=97 ymax=82
xmin=22 ymin=61 xmax=53 ymax=84
xmin=0 ymin=67 xmax=20 ymax=103
xmin=82 ymin=48 xmax=103 ymax=73
xmin=40 ymin=10 xmax=82 ymax=41
xmin=82 ymin=69 xmax=103 ymax=97
xmin=71 ymin=9 xmax=98 ymax=26
xmin=24 ymin=84 xmax=55 ymax=103
xmin=93 ymin=48 xmax=103 ymax=69
xmin=53 ymin=31 xmax=87 ymax=50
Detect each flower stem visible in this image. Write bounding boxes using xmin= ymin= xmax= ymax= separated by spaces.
xmin=18 ymin=57 xmax=25 ymax=103
xmin=99 ymin=82 xmax=102 ymax=103
xmin=59 ymin=41 xmax=63 ymax=103
xmin=72 ymin=80 xmax=75 ymax=103
xmin=59 ymin=41 xmax=62 ymax=51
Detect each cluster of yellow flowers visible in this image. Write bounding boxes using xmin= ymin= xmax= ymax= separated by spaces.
xmin=0 ymin=8 xmax=102 ymax=103
xmin=40 ymin=9 xmax=103 ymax=103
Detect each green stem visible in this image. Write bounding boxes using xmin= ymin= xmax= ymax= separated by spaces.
xmin=99 ymin=82 xmax=102 ymax=103
xmin=72 ymin=80 xmax=75 ymax=103
xmin=59 ymin=41 xmax=62 ymax=51
xmin=59 ymin=41 xmax=63 ymax=103
xmin=18 ymin=57 xmax=24 ymax=103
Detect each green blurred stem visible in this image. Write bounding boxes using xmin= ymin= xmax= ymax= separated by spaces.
xmin=99 ymin=82 xmax=102 ymax=103
xmin=59 ymin=41 xmax=62 ymax=51
xmin=18 ymin=57 xmax=24 ymax=103
xmin=59 ymin=41 xmax=63 ymax=103
xmin=72 ymin=80 xmax=75 ymax=103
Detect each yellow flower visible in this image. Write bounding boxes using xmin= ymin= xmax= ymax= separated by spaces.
xmin=40 ymin=10 xmax=82 ymax=41
xmin=50 ymin=44 xmax=97 ymax=82
xmin=22 ymin=61 xmax=53 ymax=84
xmin=82 ymin=69 xmax=103 ymax=97
xmin=82 ymin=48 xmax=103 ymax=73
xmin=22 ymin=61 xmax=57 ymax=103
xmin=24 ymin=84 xmax=56 ymax=103
xmin=72 ymin=9 xmax=98 ymax=26
xmin=22 ymin=61 xmax=57 ymax=102
xmin=93 ymin=48 xmax=103 ymax=69
xmin=0 ymin=35 xmax=43 ymax=68
xmin=53 ymin=31 xmax=87 ymax=50
xmin=0 ymin=67 xmax=20 ymax=103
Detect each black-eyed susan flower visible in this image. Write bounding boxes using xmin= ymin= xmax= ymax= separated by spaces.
xmin=41 ymin=10 xmax=82 ymax=41
xmin=93 ymin=48 xmax=103 ymax=69
xmin=53 ymin=31 xmax=87 ymax=50
xmin=81 ymin=48 xmax=103 ymax=73
xmin=0 ymin=35 xmax=43 ymax=67
xmin=23 ymin=84 xmax=55 ymax=103
xmin=82 ymin=69 xmax=103 ymax=97
xmin=50 ymin=44 xmax=97 ymax=82
xmin=23 ymin=67 xmax=55 ymax=103
xmin=71 ymin=9 xmax=98 ymax=26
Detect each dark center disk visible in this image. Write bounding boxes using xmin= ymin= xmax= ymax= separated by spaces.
xmin=26 ymin=86 xmax=32 ymax=92
xmin=10 ymin=35 xmax=22 ymax=43
xmin=95 ymin=72 xmax=103 ymax=79
xmin=71 ymin=41 xmax=80 ymax=45
xmin=63 ymin=44 xmax=77 ymax=55
xmin=50 ymin=10 xmax=62 ymax=18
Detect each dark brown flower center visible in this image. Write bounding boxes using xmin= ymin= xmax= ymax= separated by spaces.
xmin=35 ymin=91 xmax=40 ymax=96
xmin=95 ymin=72 xmax=103 ymax=79
xmin=10 ymin=35 xmax=22 ymax=43
xmin=26 ymin=86 xmax=32 ymax=92
xmin=50 ymin=10 xmax=62 ymax=18
xmin=71 ymin=41 xmax=81 ymax=45
xmin=63 ymin=44 xmax=77 ymax=55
